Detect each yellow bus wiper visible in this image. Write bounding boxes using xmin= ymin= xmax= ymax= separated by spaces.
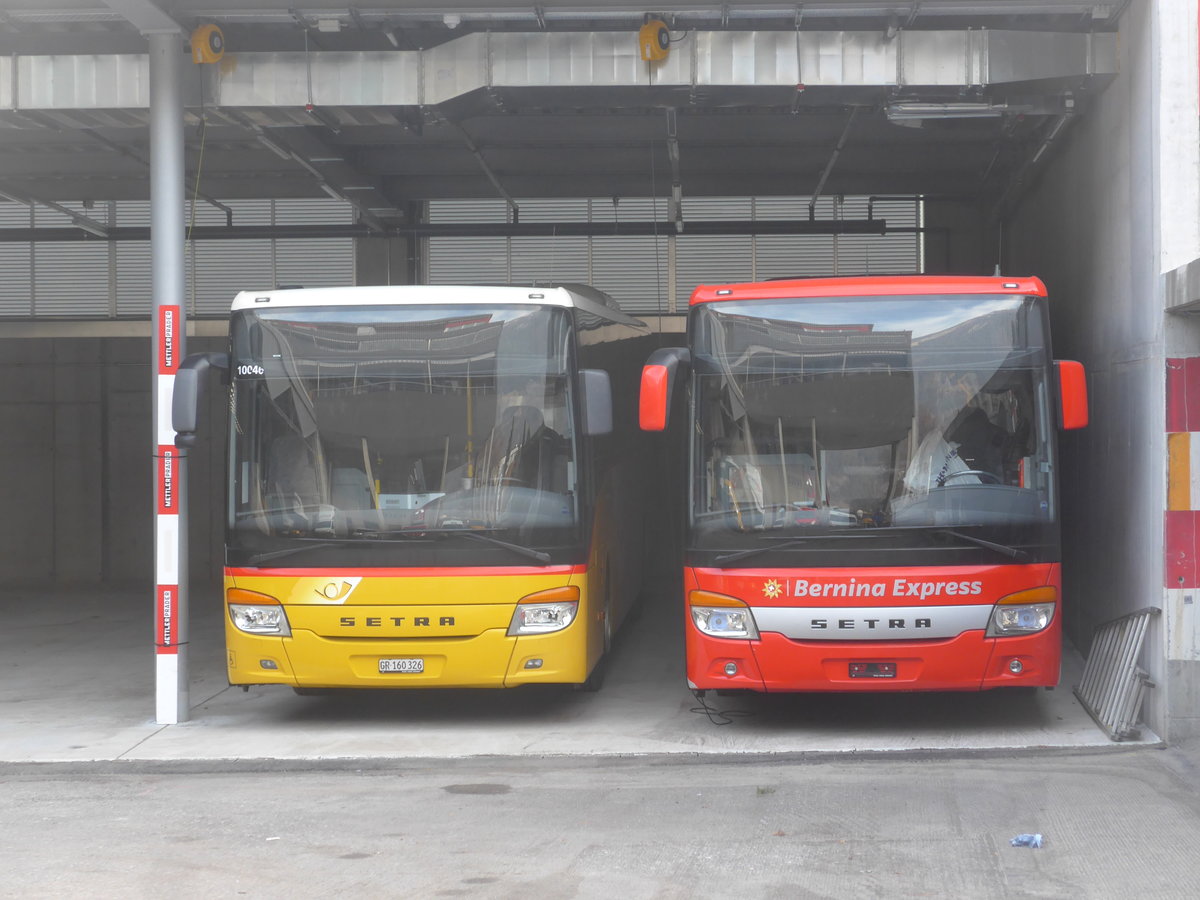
xmin=428 ymin=529 xmax=551 ymax=564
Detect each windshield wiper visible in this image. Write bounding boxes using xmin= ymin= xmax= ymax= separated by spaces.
xmin=245 ymin=532 xmax=437 ymax=564
xmin=713 ymin=539 xmax=811 ymax=566
xmin=246 ymin=540 xmax=345 ymax=565
xmin=933 ymin=529 xmax=1027 ymax=561
xmin=711 ymin=527 xmax=1028 ymax=566
xmin=429 ymin=529 xmax=551 ymax=564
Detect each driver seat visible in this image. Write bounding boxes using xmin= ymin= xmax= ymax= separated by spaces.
xmin=481 ymin=405 xmax=549 ymax=488
xmin=945 ymin=407 xmax=1006 ymax=480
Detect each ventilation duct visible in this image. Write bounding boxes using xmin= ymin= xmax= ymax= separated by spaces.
xmin=1 ymin=30 xmax=1117 ymax=116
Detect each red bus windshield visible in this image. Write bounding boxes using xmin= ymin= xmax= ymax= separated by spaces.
xmin=689 ymin=295 xmax=1056 ymax=565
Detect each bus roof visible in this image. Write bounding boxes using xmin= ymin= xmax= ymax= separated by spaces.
xmin=689 ymin=275 xmax=1048 ymax=305
xmin=230 ymin=283 xmax=645 ymax=327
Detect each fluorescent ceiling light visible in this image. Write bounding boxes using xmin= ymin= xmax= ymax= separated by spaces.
xmin=886 ymin=102 xmax=1006 ymax=121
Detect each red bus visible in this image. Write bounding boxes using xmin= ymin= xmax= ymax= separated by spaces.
xmin=640 ymin=276 xmax=1088 ymax=694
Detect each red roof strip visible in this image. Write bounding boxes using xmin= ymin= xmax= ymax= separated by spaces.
xmin=689 ymin=275 xmax=1048 ymax=305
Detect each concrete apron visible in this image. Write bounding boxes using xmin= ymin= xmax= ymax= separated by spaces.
xmin=0 ymin=585 xmax=1160 ymax=764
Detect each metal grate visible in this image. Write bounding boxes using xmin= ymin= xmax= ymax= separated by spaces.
xmin=1074 ymin=607 xmax=1161 ymax=741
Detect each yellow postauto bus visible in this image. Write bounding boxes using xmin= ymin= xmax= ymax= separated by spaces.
xmin=174 ymin=284 xmax=650 ymax=692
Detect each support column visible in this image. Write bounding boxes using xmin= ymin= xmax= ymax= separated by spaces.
xmin=149 ymin=31 xmax=188 ymax=724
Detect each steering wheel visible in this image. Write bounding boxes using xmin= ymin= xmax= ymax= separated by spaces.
xmin=941 ymin=470 xmax=1002 ymax=485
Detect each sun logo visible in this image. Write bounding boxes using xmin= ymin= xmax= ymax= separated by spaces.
xmin=762 ymin=579 xmax=784 ymax=600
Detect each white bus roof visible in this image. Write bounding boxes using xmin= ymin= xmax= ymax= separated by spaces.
xmin=230 ymin=284 xmax=644 ymax=327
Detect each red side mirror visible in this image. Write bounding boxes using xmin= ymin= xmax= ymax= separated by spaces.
xmin=1056 ymin=360 xmax=1088 ymax=430
xmin=639 ymin=347 xmax=689 ymax=431
xmin=640 ymin=364 xmax=670 ymax=431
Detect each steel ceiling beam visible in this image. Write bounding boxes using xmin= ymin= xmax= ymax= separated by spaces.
xmin=220 ymin=110 xmax=393 ymax=230
xmin=101 ymin=0 xmax=185 ymax=35
xmin=70 ymin=3 xmax=1121 ymax=29
xmin=0 ymin=184 xmax=112 ymax=237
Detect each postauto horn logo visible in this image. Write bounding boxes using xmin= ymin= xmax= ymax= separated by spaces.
xmin=313 ymin=577 xmax=362 ymax=603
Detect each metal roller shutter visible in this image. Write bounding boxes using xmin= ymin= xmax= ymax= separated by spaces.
xmin=116 ymin=201 xmax=151 ymax=318
xmin=273 ymin=198 xmax=355 ymax=290
xmin=0 ymin=196 xmax=917 ymax=319
xmin=587 ymin=198 xmax=670 ymax=314
xmin=591 ymin=233 xmax=670 ymax=315
xmin=426 ymin=195 xmax=922 ymax=315
xmin=675 ymin=196 xmax=754 ymax=308
xmin=834 ymin=196 xmax=922 ymax=276
xmin=0 ymin=203 xmax=32 ymax=316
xmin=32 ymin=202 xmax=110 ymax=317
xmin=426 ymin=199 xmax=512 ymax=284
xmin=753 ymin=195 xmax=840 ymax=282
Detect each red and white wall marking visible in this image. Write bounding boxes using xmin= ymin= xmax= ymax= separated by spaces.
xmin=1164 ymin=358 xmax=1199 ymax=661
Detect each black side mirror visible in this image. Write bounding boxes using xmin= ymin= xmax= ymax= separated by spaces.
xmin=173 ymin=352 xmax=229 ymax=447
xmin=578 ymin=369 xmax=613 ymax=436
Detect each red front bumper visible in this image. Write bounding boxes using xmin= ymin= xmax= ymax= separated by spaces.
xmin=685 ymin=609 xmax=1061 ymax=693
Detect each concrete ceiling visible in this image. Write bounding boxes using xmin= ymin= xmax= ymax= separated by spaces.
xmin=0 ymin=1 xmax=1125 ymax=229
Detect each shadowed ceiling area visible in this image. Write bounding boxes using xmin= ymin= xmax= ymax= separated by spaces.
xmin=0 ymin=1 xmax=1123 ymax=233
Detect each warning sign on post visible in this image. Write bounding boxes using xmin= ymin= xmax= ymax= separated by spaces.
xmin=158 ymin=305 xmax=180 ymax=374
xmin=157 ymin=445 xmax=177 ymax=514
xmin=156 ymin=584 xmax=179 ymax=651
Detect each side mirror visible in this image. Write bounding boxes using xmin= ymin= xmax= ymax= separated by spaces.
xmin=639 ymin=347 xmax=691 ymax=431
xmin=1055 ymin=360 xmax=1088 ymax=430
xmin=173 ymin=352 xmax=229 ymax=447
xmin=578 ymin=369 xmax=613 ymax=436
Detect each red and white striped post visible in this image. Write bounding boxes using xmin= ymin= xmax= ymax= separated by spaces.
xmin=154 ymin=304 xmax=186 ymax=721
xmin=149 ymin=32 xmax=189 ymax=724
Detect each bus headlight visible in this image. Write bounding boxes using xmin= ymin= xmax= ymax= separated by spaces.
xmin=508 ymin=586 xmax=579 ymax=636
xmin=228 ymin=588 xmax=291 ymax=636
xmin=689 ymin=590 xmax=759 ymax=640
xmin=986 ymin=587 xmax=1056 ymax=637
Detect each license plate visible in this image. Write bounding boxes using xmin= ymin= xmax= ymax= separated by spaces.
xmin=379 ymin=657 xmax=424 ymax=674
xmin=849 ymin=662 xmax=896 ymax=678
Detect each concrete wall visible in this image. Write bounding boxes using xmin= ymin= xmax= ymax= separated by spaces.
xmin=0 ymin=231 xmax=413 ymax=588
xmin=1158 ymin=0 xmax=1200 ymax=740
xmin=0 ymin=333 xmax=228 ymax=587
xmin=1004 ymin=0 xmax=1185 ymax=738
xmin=923 ymin=199 xmax=998 ymax=276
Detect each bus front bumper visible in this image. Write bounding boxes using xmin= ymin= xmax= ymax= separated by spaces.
xmin=686 ymin=622 xmax=1062 ymax=693
xmin=226 ymin=624 xmax=591 ymax=689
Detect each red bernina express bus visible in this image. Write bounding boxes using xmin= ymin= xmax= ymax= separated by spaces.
xmin=640 ymin=275 xmax=1088 ymax=694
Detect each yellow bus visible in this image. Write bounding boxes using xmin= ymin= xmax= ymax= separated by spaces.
xmin=174 ymin=284 xmax=650 ymax=692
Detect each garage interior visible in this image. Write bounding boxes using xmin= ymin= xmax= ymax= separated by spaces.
xmin=2 ymin=0 xmax=1198 ymax=746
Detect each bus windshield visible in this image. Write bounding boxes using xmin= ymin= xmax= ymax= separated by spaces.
xmin=691 ymin=295 xmax=1054 ymax=542
xmin=227 ymin=304 xmax=581 ymax=563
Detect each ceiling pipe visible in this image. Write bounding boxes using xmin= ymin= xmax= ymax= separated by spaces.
xmin=80 ymin=128 xmax=234 ymax=227
xmin=448 ymin=119 xmax=521 ymax=223
xmin=0 ymin=217 xmax=889 ymax=243
xmin=988 ymin=112 xmax=1074 ymax=222
xmin=808 ymin=106 xmax=859 ymax=220
xmin=0 ymin=185 xmax=111 ymax=237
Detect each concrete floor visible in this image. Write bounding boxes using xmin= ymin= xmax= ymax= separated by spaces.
xmin=0 ymin=582 xmax=1159 ymax=764
xmin=6 ymin=747 xmax=1200 ymax=899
